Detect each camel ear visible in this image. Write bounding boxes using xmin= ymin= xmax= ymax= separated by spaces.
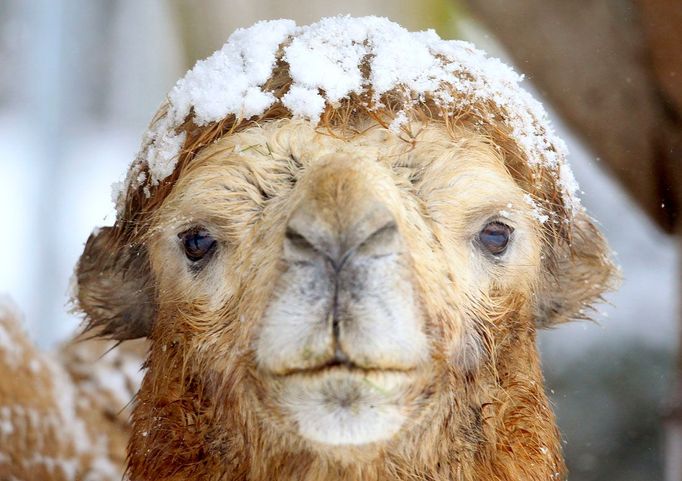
xmin=535 ymin=212 xmax=619 ymax=328
xmin=75 ymin=227 xmax=155 ymax=340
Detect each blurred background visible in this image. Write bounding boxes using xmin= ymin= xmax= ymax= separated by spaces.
xmin=0 ymin=1 xmax=680 ymax=479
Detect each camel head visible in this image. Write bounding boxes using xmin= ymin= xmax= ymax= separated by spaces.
xmin=75 ymin=17 xmax=616 ymax=481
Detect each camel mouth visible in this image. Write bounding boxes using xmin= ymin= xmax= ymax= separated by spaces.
xmin=277 ymin=362 xmax=417 ymax=378
xmin=271 ymin=352 xmax=420 ymax=379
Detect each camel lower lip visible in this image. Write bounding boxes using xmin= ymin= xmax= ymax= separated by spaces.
xmin=276 ymin=366 xmax=416 ymax=446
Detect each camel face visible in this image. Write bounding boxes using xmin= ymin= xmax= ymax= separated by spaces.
xmin=146 ymin=120 xmax=543 ymax=448
xmin=74 ymin=107 xmax=613 ymax=479
xmin=73 ymin=17 xmax=618 ymax=479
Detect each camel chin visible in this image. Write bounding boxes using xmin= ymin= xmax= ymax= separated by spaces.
xmin=277 ymin=369 xmax=412 ymax=446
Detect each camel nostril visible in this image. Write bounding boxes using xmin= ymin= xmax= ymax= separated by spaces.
xmin=350 ymin=220 xmax=402 ymax=261
xmin=360 ymin=221 xmax=398 ymax=248
xmin=285 ymin=187 xmax=400 ymax=267
xmin=285 ymin=227 xmax=315 ymax=250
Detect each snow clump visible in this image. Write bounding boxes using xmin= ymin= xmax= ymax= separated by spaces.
xmin=116 ymin=16 xmax=579 ymax=219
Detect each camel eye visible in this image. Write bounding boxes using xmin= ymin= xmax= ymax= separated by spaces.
xmin=179 ymin=228 xmax=216 ymax=262
xmin=478 ymin=222 xmax=513 ymax=256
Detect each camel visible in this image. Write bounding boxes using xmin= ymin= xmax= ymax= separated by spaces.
xmin=0 ymin=299 xmax=145 ymax=480
xmin=4 ymin=17 xmax=617 ymax=481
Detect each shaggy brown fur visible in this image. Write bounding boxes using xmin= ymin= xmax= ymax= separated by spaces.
xmin=0 ymin=303 xmax=145 ymax=480
xmin=74 ymin=54 xmax=616 ymax=481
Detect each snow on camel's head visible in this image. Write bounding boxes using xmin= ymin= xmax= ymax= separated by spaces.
xmin=76 ymin=16 xmax=615 ymax=481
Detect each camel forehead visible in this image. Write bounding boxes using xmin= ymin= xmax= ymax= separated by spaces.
xmin=174 ymin=120 xmax=520 ymax=207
